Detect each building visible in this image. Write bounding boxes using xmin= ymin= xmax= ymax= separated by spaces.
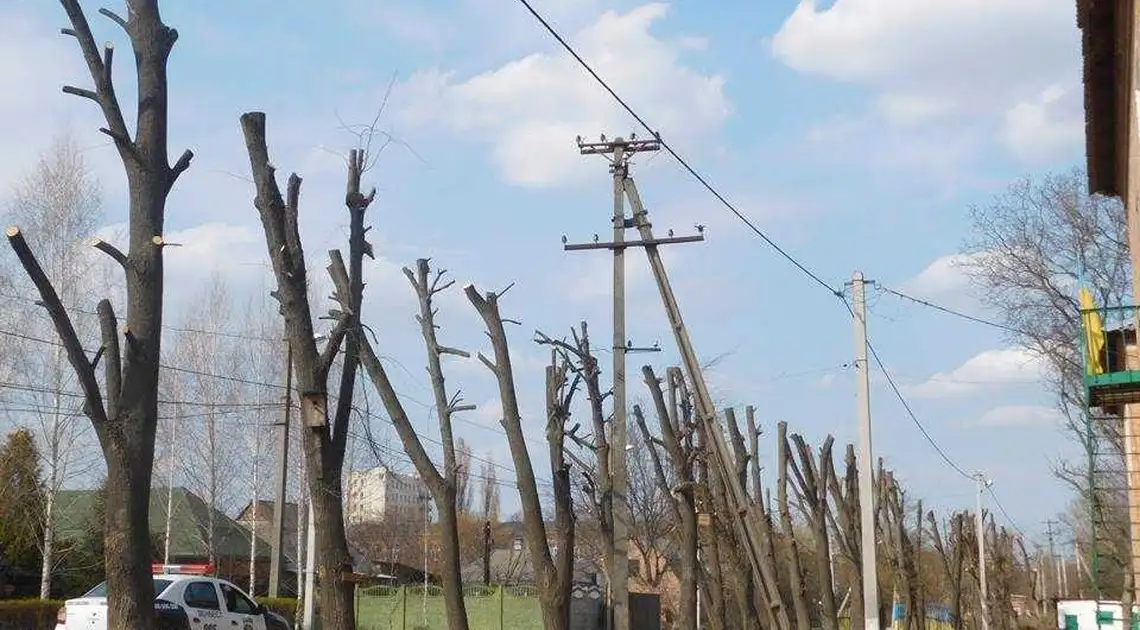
xmin=1077 ymin=0 xmax=1140 ymax=602
xmin=233 ymin=500 xmax=301 ymax=594
xmin=52 ymin=487 xmax=293 ymax=595
xmin=345 ymin=465 xmax=427 ymax=525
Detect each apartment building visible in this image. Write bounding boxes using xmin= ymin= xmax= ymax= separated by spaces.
xmin=345 ymin=465 xmax=427 ymax=525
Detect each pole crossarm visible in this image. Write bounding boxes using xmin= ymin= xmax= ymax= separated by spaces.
xmin=563 ymin=234 xmax=706 ymax=251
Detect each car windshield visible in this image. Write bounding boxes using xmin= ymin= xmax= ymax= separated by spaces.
xmin=83 ymin=579 xmax=174 ymax=598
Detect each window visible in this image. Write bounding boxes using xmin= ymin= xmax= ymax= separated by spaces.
xmin=220 ymin=583 xmax=258 ymax=615
xmin=184 ymin=582 xmax=220 ymax=610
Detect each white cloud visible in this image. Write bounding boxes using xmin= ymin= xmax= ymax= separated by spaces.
xmin=1002 ymin=84 xmax=1084 ymax=163
xmin=770 ymin=0 xmax=1080 ymax=163
xmin=907 ymin=347 xmax=1046 ymax=399
xmin=971 ymin=404 xmax=1062 ymax=427
xmin=900 ymin=251 xmax=999 ymax=301
xmin=395 ymin=3 xmax=731 ymax=186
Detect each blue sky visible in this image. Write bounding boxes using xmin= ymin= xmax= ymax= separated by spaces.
xmin=1 ymin=0 xmax=1084 ymax=543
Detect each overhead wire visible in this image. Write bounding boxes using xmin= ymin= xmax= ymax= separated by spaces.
xmin=512 ymin=0 xmax=840 ymax=296
xmin=987 ymin=484 xmax=1027 ymax=540
xmin=875 ymin=284 xmax=1028 ymax=336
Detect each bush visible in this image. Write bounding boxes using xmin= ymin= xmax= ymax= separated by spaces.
xmin=0 ymin=599 xmax=65 ymax=630
xmin=257 ymin=597 xmax=297 ymax=626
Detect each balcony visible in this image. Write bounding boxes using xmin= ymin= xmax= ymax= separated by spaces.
xmin=1081 ymin=302 xmax=1140 ymax=413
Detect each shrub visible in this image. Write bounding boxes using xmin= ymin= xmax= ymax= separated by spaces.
xmin=0 ymin=599 xmax=65 ymax=630
xmin=257 ymin=597 xmax=297 ymax=626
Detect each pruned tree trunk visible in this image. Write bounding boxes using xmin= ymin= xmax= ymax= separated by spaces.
xmin=695 ymin=421 xmax=727 ymax=630
xmin=356 ymin=258 xmax=472 ymax=630
xmin=777 ymin=422 xmax=812 ymax=630
xmin=241 ymin=112 xmax=373 ymax=630
xmin=535 ymin=323 xmax=613 ymax=591
xmin=827 ymin=445 xmax=864 ymax=628
xmin=466 ymin=285 xmax=578 ymax=630
xmin=724 ymin=409 xmax=764 ymax=630
xmin=787 ymin=432 xmax=839 ymax=630
xmin=637 ymin=365 xmax=698 ymax=630
xmin=5 ymin=3 xmax=194 ymax=628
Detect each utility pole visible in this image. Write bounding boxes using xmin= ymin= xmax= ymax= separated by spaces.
xmin=302 ymin=498 xmax=316 ymax=630
xmin=851 ymin=272 xmax=881 ymax=630
xmin=975 ymin=472 xmax=992 ymax=630
xmin=163 ymin=410 xmax=178 ymax=567
xmin=269 ymin=340 xmax=292 ymax=598
xmin=567 ymin=133 xmax=693 ymax=630
xmin=1046 ymin=519 xmax=1060 ymax=598
xmin=569 ymin=132 xmax=792 ymax=630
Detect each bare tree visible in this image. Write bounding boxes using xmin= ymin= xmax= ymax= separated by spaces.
xmin=635 ymin=365 xmax=699 ymax=630
xmin=4 ymin=132 xmax=105 ymax=599
xmin=957 ymin=169 xmax=1130 ymax=598
xmin=456 ymin=438 xmax=474 ymax=517
xmin=174 ymin=275 xmax=242 ymax=565
xmin=4 ymin=3 xmax=193 ymax=627
xmin=480 ymin=455 xmax=501 ymax=522
xmin=786 ymin=431 xmax=838 ymax=630
xmin=355 ymin=257 xmax=473 ymax=630
xmin=535 ymin=323 xmax=615 ymax=587
xmin=240 ymin=113 xmax=368 ymax=630
xmin=466 ymin=284 xmax=580 ymax=630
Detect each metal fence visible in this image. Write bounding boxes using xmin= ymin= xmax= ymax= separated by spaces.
xmin=354 ymin=585 xmax=542 ymax=630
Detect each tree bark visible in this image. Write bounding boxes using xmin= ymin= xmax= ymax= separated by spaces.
xmin=356 ymin=258 xmax=472 ymax=630
xmin=241 ymin=112 xmax=366 ymax=630
xmin=777 ymin=422 xmax=812 ymax=630
xmin=639 ymin=366 xmax=698 ymax=630
xmin=788 ymin=433 xmax=838 ymax=630
xmin=466 ymin=285 xmax=577 ymax=630
xmin=5 ymin=3 xmax=192 ymax=628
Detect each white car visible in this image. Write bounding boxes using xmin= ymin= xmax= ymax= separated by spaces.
xmin=55 ymin=565 xmax=290 ymax=630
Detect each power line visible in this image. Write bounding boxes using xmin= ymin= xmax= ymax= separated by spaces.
xmin=840 ymin=296 xmax=973 ymax=480
xmin=875 ymin=285 xmax=1026 ymax=336
xmin=512 ymin=0 xmax=840 ymax=297
xmin=987 ymin=484 xmax=1027 ymax=540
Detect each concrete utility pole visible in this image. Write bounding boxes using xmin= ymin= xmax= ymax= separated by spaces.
xmin=269 ymin=340 xmax=292 ymax=598
xmin=975 ymin=472 xmax=992 ymax=630
xmin=1046 ymin=519 xmax=1060 ymax=598
xmin=302 ymin=499 xmax=316 ymax=630
xmin=851 ymin=272 xmax=881 ymax=630
xmin=567 ymin=133 xmax=703 ymax=630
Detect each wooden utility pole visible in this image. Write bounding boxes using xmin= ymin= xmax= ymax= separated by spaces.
xmin=269 ymin=340 xmax=292 ymax=598
xmin=566 ymin=134 xmax=701 ymax=630
xmin=850 ymin=272 xmax=881 ymax=630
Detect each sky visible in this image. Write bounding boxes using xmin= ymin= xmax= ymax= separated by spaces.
xmin=0 ymin=0 xmax=1086 ymax=545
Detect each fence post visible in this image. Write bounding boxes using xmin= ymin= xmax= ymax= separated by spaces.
xmin=499 ymin=585 xmax=505 ymax=630
xmin=402 ymin=586 xmax=408 ymax=630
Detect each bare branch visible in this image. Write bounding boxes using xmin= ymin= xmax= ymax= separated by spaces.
xmin=5 ymin=227 xmax=106 ymax=425
xmin=97 ymin=7 xmax=128 ymax=32
xmin=91 ymin=238 xmax=127 ymax=271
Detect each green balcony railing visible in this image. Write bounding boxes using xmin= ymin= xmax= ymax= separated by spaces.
xmin=1079 ymin=303 xmax=1140 ymax=408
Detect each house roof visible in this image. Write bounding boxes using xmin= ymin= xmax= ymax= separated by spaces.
xmin=1077 ymin=0 xmax=1130 ymax=196
xmin=54 ymin=487 xmax=273 ymax=560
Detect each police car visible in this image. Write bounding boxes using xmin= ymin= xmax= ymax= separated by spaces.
xmin=54 ymin=564 xmax=291 ymax=630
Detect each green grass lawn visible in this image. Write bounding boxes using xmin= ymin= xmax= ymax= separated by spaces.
xmin=355 ymin=586 xmax=542 ymax=630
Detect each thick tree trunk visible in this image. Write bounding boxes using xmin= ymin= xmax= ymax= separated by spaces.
xmin=307 ymin=448 xmax=354 ymax=630
xmin=437 ymin=499 xmax=470 ymax=630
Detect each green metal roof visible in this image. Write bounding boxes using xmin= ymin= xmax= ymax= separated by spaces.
xmin=53 ymin=487 xmax=271 ymax=560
